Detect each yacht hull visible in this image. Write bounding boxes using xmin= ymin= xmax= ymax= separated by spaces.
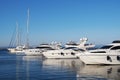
xmin=43 ymin=54 xmax=78 ymax=59
xmin=43 ymin=49 xmax=79 ymax=59
xmin=24 ymin=49 xmax=42 ymax=56
xmin=8 ymin=48 xmax=25 ymax=53
xmin=79 ymin=52 xmax=120 ymax=65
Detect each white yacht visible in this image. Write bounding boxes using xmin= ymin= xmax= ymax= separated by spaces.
xmin=24 ymin=48 xmax=41 ymax=56
xmin=8 ymin=9 xmax=30 ymax=54
xmin=65 ymin=38 xmax=95 ymax=50
xmin=42 ymin=38 xmax=94 ymax=59
xmin=24 ymin=42 xmax=62 ymax=56
xmin=8 ymin=45 xmax=26 ymax=53
xmin=77 ymin=40 xmax=120 ymax=65
xmin=8 ymin=22 xmax=26 ymax=53
xmin=24 ymin=44 xmax=52 ymax=56
xmin=43 ymin=47 xmax=85 ymax=59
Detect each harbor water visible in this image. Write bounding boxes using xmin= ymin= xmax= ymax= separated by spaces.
xmin=0 ymin=51 xmax=120 ymax=80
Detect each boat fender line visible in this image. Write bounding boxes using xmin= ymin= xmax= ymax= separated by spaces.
xmin=107 ymin=56 xmax=112 ymax=62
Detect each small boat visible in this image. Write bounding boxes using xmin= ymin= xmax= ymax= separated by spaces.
xmin=8 ymin=9 xmax=30 ymax=54
xmin=8 ymin=22 xmax=26 ymax=53
xmin=8 ymin=45 xmax=26 ymax=53
xmin=77 ymin=40 xmax=120 ymax=65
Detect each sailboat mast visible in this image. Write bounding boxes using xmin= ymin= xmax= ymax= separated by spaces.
xmin=26 ymin=8 xmax=29 ymax=48
xmin=16 ymin=22 xmax=19 ymax=46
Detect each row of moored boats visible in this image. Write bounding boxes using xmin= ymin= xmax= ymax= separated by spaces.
xmin=7 ymin=38 xmax=120 ymax=65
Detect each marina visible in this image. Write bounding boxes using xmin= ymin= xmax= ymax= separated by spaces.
xmin=0 ymin=0 xmax=120 ymax=80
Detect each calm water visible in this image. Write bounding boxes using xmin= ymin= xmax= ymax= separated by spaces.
xmin=0 ymin=51 xmax=120 ymax=80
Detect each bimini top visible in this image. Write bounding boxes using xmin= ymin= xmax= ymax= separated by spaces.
xmin=112 ymin=40 xmax=120 ymax=43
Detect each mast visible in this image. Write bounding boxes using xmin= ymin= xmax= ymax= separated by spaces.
xmin=16 ymin=22 xmax=19 ymax=46
xmin=26 ymin=8 xmax=29 ymax=48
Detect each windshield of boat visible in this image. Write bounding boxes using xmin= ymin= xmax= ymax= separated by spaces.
xmin=64 ymin=47 xmax=76 ymax=50
xmin=36 ymin=46 xmax=52 ymax=49
xmin=64 ymin=47 xmax=85 ymax=51
xmin=66 ymin=43 xmax=78 ymax=45
xmin=100 ymin=45 xmax=113 ymax=49
xmin=73 ymin=48 xmax=85 ymax=52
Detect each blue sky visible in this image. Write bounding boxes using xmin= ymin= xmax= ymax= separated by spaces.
xmin=0 ymin=0 xmax=120 ymax=47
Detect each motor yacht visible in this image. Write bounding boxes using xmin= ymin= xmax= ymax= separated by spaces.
xmin=8 ymin=45 xmax=26 ymax=53
xmin=43 ymin=47 xmax=85 ymax=59
xmin=24 ymin=42 xmax=62 ymax=56
xmin=77 ymin=40 xmax=120 ymax=65
xmin=43 ymin=38 xmax=94 ymax=59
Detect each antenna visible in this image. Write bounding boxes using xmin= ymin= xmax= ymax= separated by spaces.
xmin=26 ymin=8 xmax=29 ymax=48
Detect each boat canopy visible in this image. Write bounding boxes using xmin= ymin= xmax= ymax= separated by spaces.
xmin=112 ymin=40 xmax=120 ymax=43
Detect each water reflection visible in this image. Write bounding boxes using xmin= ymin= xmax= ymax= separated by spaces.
xmin=42 ymin=59 xmax=82 ymax=80
xmin=42 ymin=59 xmax=82 ymax=71
xmin=22 ymin=56 xmax=43 ymax=61
xmin=16 ymin=56 xmax=43 ymax=80
xmin=77 ymin=65 xmax=120 ymax=80
xmin=15 ymin=56 xmax=120 ymax=80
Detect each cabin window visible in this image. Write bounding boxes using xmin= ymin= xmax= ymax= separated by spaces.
xmin=61 ymin=52 xmax=64 ymax=56
xmin=107 ymin=56 xmax=112 ymax=62
xmin=91 ymin=51 xmax=106 ymax=53
xmin=111 ymin=46 xmax=120 ymax=50
xmin=66 ymin=53 xmax=68 ymax=55
xmin=73 ymin=48 xmax=85 ymax=52
xmin=71 ymin=52 xmax=75 ymax=55
xmin=52 ymin=53 xmax=54 ymax=55
xmin=65 ymin=47 xmax=75 ymax=50
xmin=117 ymin=56 xmax=120 ymax=61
